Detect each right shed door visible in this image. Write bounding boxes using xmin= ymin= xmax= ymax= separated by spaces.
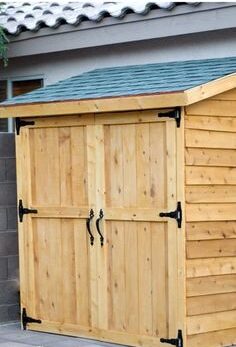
xmin=93 ymin=112 xmax=179 ymax=347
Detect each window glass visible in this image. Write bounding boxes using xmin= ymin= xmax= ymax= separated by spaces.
xmin=0 ymin=80 xmax=8 ymax=132
xmin=12 ymin=79 xmax=43 ymax=97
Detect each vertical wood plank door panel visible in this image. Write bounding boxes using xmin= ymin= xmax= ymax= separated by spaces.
xmin=17 ymin=113 xmax=179 ymax=347
xmin=94 ymin=115 xmax=179 ymax=346
xmin=18 ymin=121 xmax=96 ymax=333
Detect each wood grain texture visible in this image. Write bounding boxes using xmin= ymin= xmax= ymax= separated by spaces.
xmin=102 ymin=119 xmax=177 ymax=342
xmin=185 ymin=115 xmax=236 ymax=132
xmin=186 ymin=239 xmax=236 ymax=258
xmin=187 ymin=257 xmax=236 ymax=277
xmin=187 ymin=274 xmax=236 ymax=297
xmin=186 ymin=203 xmax=236 ymax=221
xmin=186 ymin=99 xmax=236 ymax=117
xmin=186 ymin=74 xmax=236 ymax=105
xmin=186 ymin=185 xmax=236 ymax=203
xmin=0 ymin=92 xmax=187 ymax=118
xmin=187 ymin=293 xmax=236 ymax=316
xmin=185 ymin=148 xmax=236 ymax=167
xmin=187 ymin=328 xmax=236 ymax=347
xmin=211 ymin=88 xmax=236 ymax=101
xmin=186 ymin=166 xmax=236 ymax=185
xmin=185 ymin=92 xmax=236 ymax=343
xmin=186 ymin=221 xmax=236 ymax=240
xmin=187 ymin=310 xmax=236 ymax=335
xmin=186 ymin=129 xmax=236 ymax=149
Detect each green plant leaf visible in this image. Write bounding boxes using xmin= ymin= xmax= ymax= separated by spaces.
xmin=0 ymin=4 xmax=8 ymax=66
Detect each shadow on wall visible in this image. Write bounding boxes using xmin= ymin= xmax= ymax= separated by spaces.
xmin=0 ymin=133 xmax=20 ymax=323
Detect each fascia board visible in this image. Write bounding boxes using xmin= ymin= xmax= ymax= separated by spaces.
xmin=7 ymin=3 xmax=236 ymax=58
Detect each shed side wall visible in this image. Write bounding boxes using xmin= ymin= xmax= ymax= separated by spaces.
xmin=185 ymin=89 xmax=236 ymax=347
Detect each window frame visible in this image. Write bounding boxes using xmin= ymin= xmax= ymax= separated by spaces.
xmin=0 ymin=75 xmax=44 ymax=132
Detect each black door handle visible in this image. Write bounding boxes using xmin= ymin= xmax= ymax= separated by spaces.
xmin=96 ymin=209 xmax=104 ymax=246
xmin=86 ymin=209 xmax=94 ymax=246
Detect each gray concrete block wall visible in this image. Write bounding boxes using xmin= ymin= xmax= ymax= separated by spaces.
xmin=0 ymin=133 xmax=20 ymax=323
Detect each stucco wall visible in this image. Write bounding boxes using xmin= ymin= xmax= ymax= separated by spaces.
xmin=1 ymin=29 xmax=236 ymax=86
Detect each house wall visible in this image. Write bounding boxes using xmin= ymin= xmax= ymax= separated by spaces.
xmin=0 ymin=133 xmax=19 ymax=323
xmin=184 ymin=90 xmax=236 ymax=347
xmin=1 ymin=29 xmax=236 ymax=86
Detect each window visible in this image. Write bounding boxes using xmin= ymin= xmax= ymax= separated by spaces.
xmin=12 ymin=79 xmax=43 ymax=97
xmin=0 ymin=78 xmax=43 ymax=132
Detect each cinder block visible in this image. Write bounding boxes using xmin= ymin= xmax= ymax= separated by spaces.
xmin=0 ymin=134 xmax=15 ymax=158
xmin=0 ymin=305 xmax=10 ymax=322
xmin=8 ymin=303 xmax=20 ymax=321
xmin=0 ymin=280 xmax=19 ymax=305
xmin=0 ymin=304 xmax=20 ymax=323
xmin=8 ymin=256 xmax=19 ymax=280
xmin=0 ymin=208 xmax=7 ymax=231
xmin=0 ymin=182 xmax=17 ymax=206
xmin=0 ymin=159 xmax=6 ymax=182
xmin=7 ymin=207 xmax=17 ymax=230
xmin=5 ymin=158 xmax=16 ymax=182
xmin=0 ymin=257 xmax=8 ymax=280
xmin=0 ymin=232 xmax=18 ymax=256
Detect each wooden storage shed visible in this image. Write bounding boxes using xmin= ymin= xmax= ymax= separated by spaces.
xmin=0 ymin=57 xmax=236 ymax=347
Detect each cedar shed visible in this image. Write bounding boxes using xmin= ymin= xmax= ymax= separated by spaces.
xmin=0 ymin=57 xmax=236 ymax=347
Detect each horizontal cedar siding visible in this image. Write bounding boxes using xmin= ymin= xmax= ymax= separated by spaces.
xmin=185 ymin=89 xmax=236 ymax=347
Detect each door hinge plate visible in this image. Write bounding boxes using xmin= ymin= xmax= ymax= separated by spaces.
xmin=18 ymin=199 xmax=38 ymax=223
xmin=160 ymin=330 xmax=183 ymax=347
xmin=15 ymin=117 xmax=35 ymax=135
xmin=22 ymin=308 xmax=41 ymax=330
xmin=159 ymin=202 xmax=182 ymax=228
xmin=158 ymin=107 xmax=181 ymax=127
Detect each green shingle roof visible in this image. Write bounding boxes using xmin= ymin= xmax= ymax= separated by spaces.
xmin=3 ymin=56 xmax=236 ymax=106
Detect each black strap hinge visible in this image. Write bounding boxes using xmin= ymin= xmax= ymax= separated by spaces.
xmin=15 ymin=118 xmax=35 ymax=135
xmin=159 ymin=202 xmax=182 ymax=228
xmin=18 ymin=199 xmax=38 ymax=223
xmin=160 ymin=330 xmax=183 ymax=347
xmin=22 ymin=308 xmax=41 ymax=330
xmin=158 ymin=107 xmax=181 ymax=127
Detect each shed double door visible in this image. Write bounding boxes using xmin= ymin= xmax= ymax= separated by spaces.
xmin=17 ymin=111 xmax=179 ymax=347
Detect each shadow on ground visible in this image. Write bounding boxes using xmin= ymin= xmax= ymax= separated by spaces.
xmin=0 ymin=322 xmax=126 ymax=347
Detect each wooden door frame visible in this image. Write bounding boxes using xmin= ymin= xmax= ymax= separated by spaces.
xmin=176 ymin=108 xmax=186 ymax=345
xmin=15 ymin=110 xmax=186 ymax=344
xmin=16 ymin=128 xmax=37 ymax=321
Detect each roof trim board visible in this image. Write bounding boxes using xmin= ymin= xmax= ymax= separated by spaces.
xmin=0 ymin=91 xmax=187 ymax=118
xmin=1 ymin=74 xmax=236 ymax=118
xmin=6 ymin=3 xmax=236 ymax=59
xmin=186 ymin=73 xmax=236 ymax=105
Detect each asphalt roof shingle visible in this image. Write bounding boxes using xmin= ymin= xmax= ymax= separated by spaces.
xmin=2 ymin=56 xmax=236 ymax=106
xmin=0 ymin=1 xmax=199 ymax=35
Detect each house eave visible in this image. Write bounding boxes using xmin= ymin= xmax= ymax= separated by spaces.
xmin=7 ymin=3 xmax=236 ymax=58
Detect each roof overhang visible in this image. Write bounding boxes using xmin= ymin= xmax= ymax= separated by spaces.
xmin=1 ymin=73 xmax=236 ymax=118
xmin=6 ymin=3 xmax=236 ymax=59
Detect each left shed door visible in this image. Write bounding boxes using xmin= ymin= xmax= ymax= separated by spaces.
xmin=16 ymin=117 xmax=97 ymax=333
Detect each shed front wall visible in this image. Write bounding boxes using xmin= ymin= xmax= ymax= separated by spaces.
xmin=185 ymin=89 xmax=236 ymax=347
xmin=16 ymin=110 xmax=183 ymax=346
